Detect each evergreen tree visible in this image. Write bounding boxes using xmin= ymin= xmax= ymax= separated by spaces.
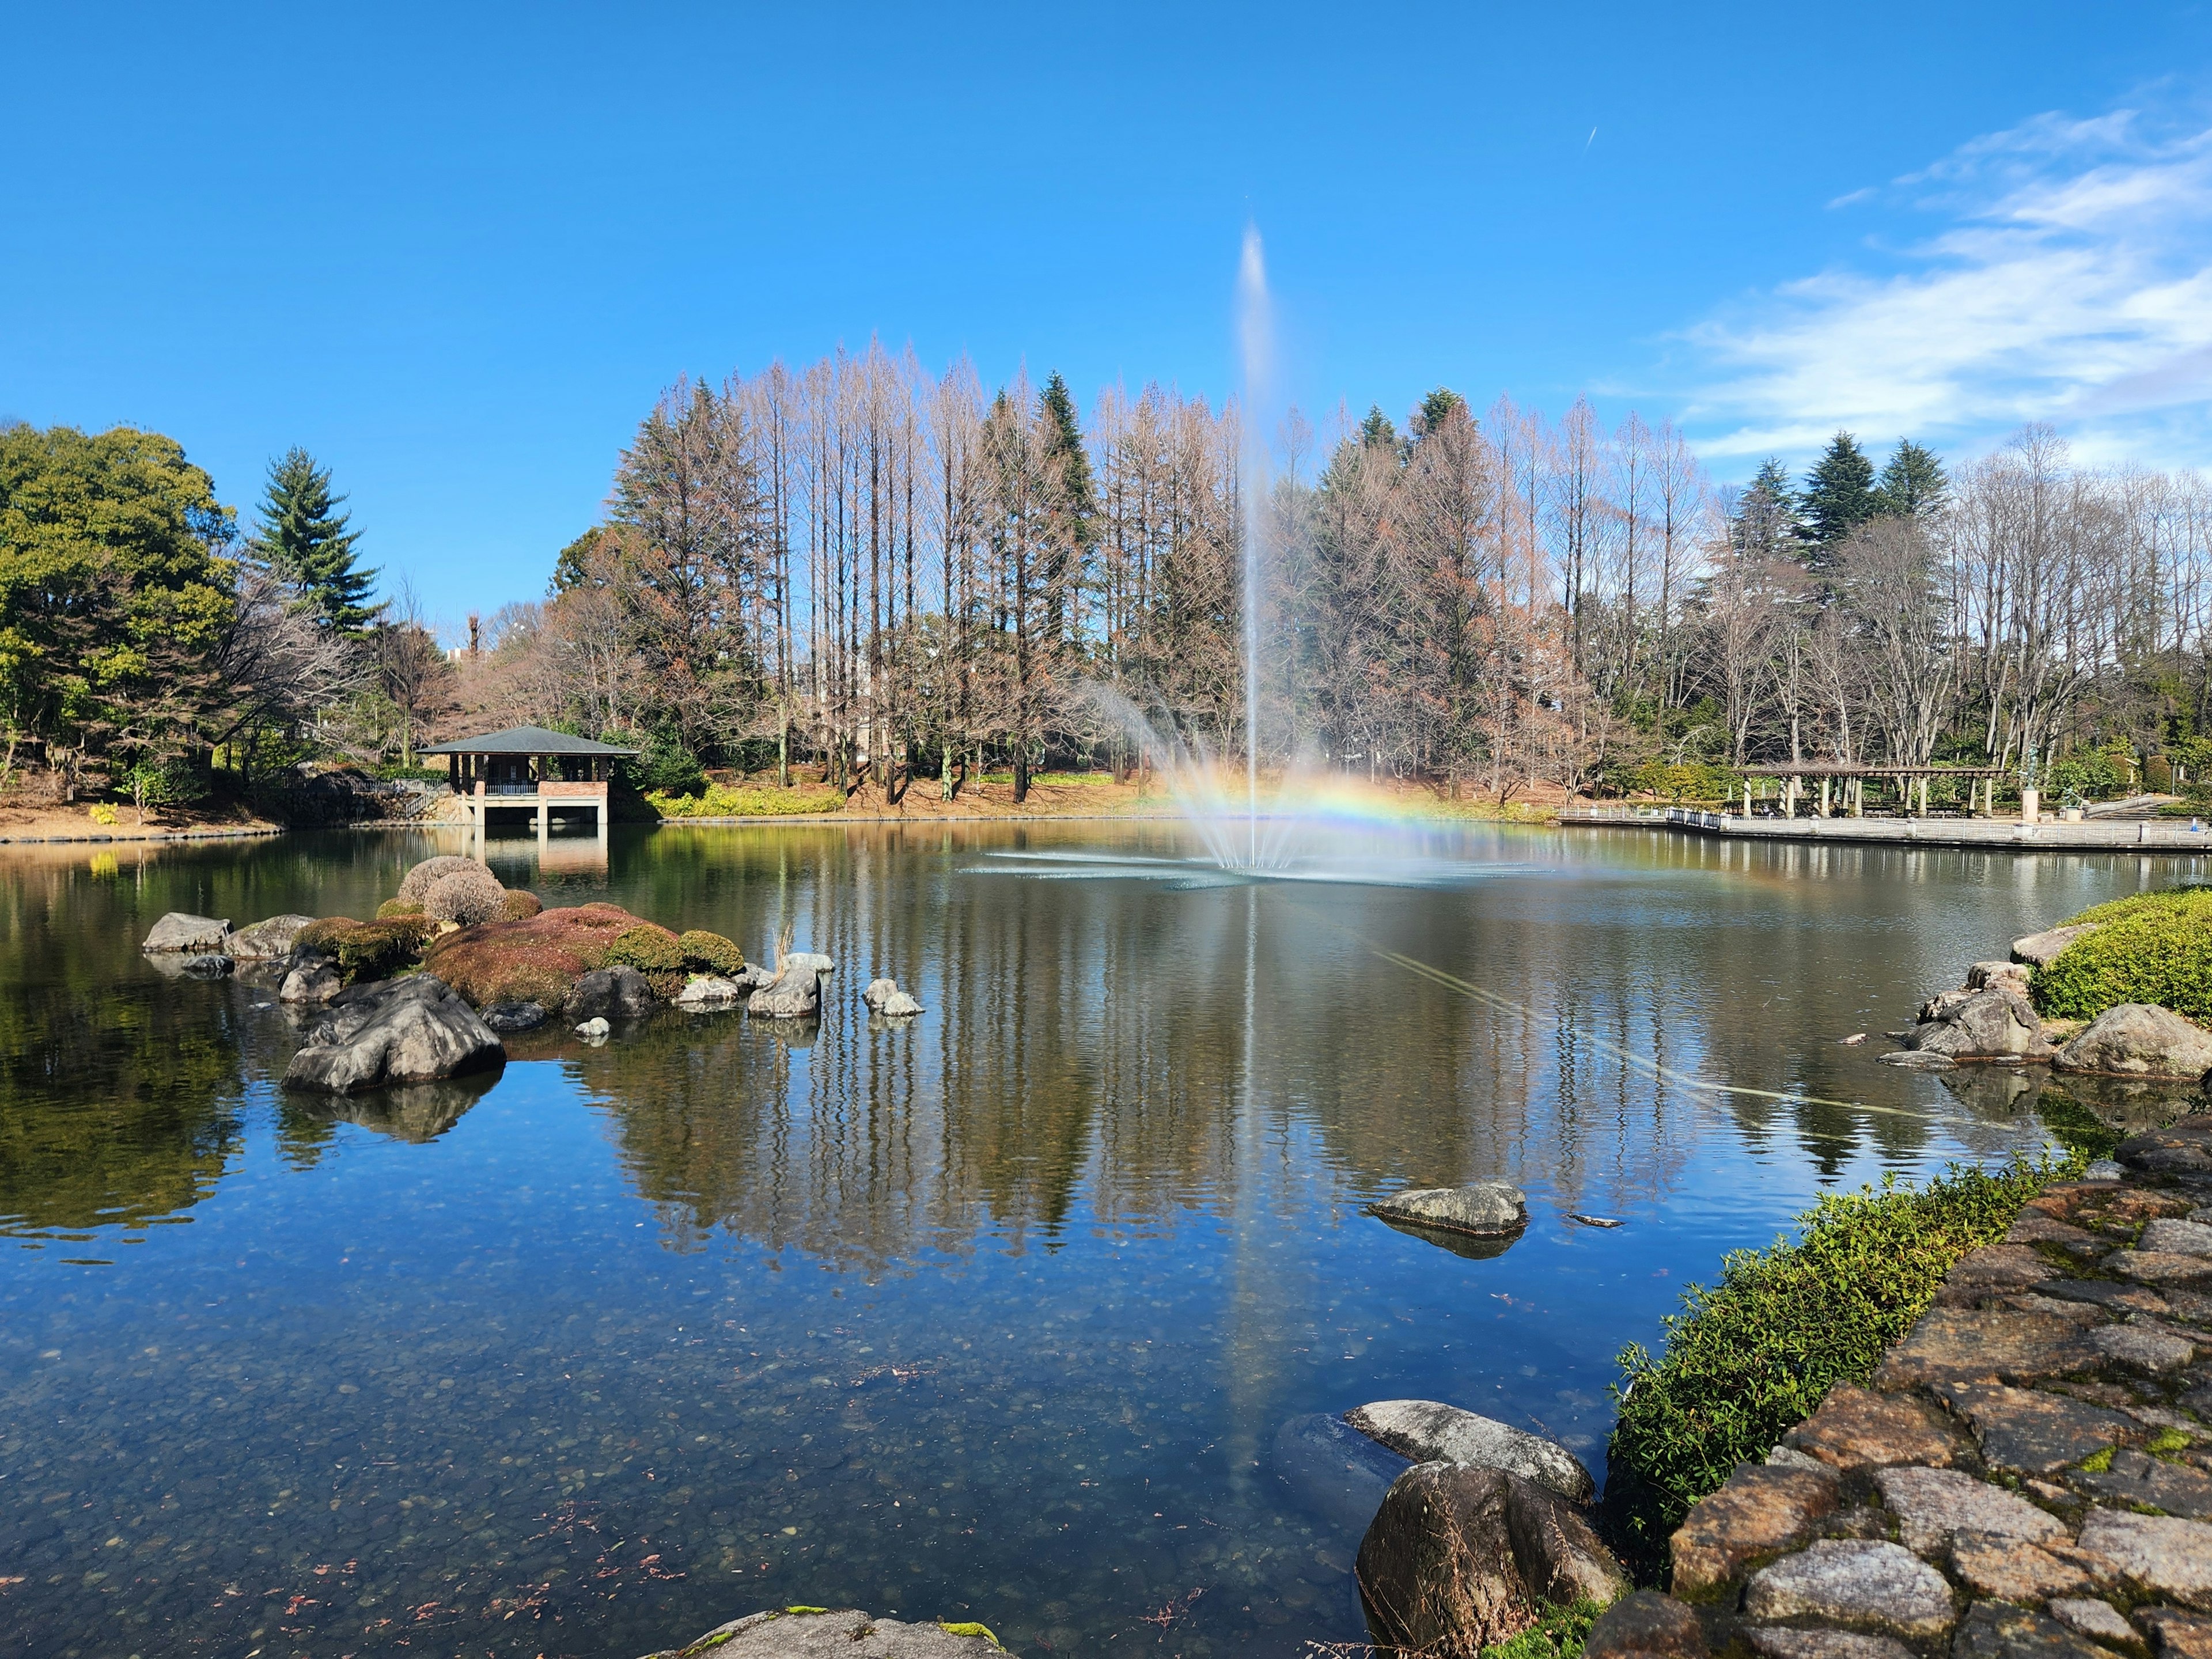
xmin=1730 ymin=457 xmax=1805 ymax=560
xmin=1038 ymin=372 xmax=1095 ymax=542
xmin=1359 ymin=405 xmax=1399 ymax=452
xmin=1798 ymin=431 xmax=1878 ymax=554
xmin=1876 ymin=440 xmax=1949 ymax=521
xmin=1416 ymin=388 xmax=1467 ymax=436
xmin=246 ymin=447 xmax=380 ymax=633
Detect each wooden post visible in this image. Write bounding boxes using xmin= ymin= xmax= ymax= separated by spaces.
xmin=1820 ymin=777 xmax=1832 ymax=817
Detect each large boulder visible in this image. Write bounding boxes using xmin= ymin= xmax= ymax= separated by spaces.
xmin=1368 ymin=1182 xmax=1528 ymax=1238
xmin=1356 ymin=1462 xmax=1628 ymax=1656
xmin=1272 ymin=1412 xmax=1413 ymax=1535
xmin=749 ymin=960 xmax=823 ymax=1019
xmin=638 ymin=1608 xmax=1007 ymax=1658
xmin=2053 ymin=1004 xmax=2212 ymax=1081
xmin=142 ymin=912 xmax=230 ymax=953
xmin=1347 ymin=1400 xmax=1594 ymax=1502
xmin=1908 ymin=987 xmax=2052 ymax=1061
xmin=282 ymin=975 xmax=505 ymax=1094
xmin=569 ymin=965 xmax=658 ymax=1020
xmin=2013 ymin=924 xmax=2100 ymax=968
xmin=227 ymin=914 xmax=316 ymax=960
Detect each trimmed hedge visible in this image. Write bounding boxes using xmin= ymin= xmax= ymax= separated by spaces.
xmin=677 ymin=929 xmax=745 ymax=974
xmin=2030 ymin=887 xmax=2212 ymax=1021
xmin=602 ymin=925 xmax=684 ymax=974
xmin=1607 ymin=1155 xmax=2074 ymax=1556
xmin=647 ymin=783 xmax=847 ymax=818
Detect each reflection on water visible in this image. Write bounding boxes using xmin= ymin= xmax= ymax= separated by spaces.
xmin=0 ymin=823 xmax=2195 ymax=1657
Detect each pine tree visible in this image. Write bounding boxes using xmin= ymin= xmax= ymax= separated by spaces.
xmin=1731 ymin=457 xmax=1805 ymax=560
xmin=1038 ymin=372 xmax=1095 ymax=541
xmin=1876 ymin=440 xmax=1949 ymax=521
xmin=246 ymin=447 xmax=381 ymax=634
xmin=1798 ymin=431 xmax=1879 ymax=555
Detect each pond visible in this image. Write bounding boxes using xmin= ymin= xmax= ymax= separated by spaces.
xmin=0 ymin=821 xmax=2192 ymax=1658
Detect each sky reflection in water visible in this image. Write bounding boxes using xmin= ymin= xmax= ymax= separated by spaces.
xmin=0 ymin=821 xmax=2193 ymax=1658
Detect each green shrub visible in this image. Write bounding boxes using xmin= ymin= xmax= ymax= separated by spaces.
xmin=2031 ymin=888 xmax=2212 ymax=1021
xmin=294 ymin=917 xmax=361 ymax=952
xmin=305 ymin=916 xmax=437 ymax=983
xmin=1607 ymin=1155 xmax=2075 ymax=1555
xmin=1480 ymin=1599 xmax=1605 ymax=1659
xmin=376 ymin=898 xmax=424 ymax=920
xmin=647 ymin=783 xmax=847 ymax=817
xmin=677 ymin=929 xmax=745 ymax=974
xmin=601 ymin=925 xmax=684 ymax=973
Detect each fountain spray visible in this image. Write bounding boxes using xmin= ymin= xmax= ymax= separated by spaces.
xmin=1236 ymin=225 xmax=1271 ymax=869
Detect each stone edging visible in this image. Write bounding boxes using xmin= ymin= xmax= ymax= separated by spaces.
xmin=1588 ymin=1115 xmax=2212 ymax=1659
xmin=0 ymin=825 xmax=285 ymax=845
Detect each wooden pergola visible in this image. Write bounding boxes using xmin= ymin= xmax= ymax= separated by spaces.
xmin=1733 ymin=763 xmax=2012 ymax=820
xmin=418 ymin=725 xmax=638 ymax=839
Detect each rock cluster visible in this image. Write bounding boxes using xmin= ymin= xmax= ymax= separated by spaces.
xmin=638 ymin=1608 xmax=1007 ymax=1657
xmin=863 ymin=977 xmax=923 ymax=1018
xmin=282 ymin=976 xmax=506 ymax=1094
xmin=1593 ymin=1113 xmax=2212 ymax=1659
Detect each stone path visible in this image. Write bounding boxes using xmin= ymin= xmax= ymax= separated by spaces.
xmin=1590 ymin=1113 xmax=2212 ymax=1659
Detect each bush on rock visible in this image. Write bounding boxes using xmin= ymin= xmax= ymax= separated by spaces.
xmin=376 ymin=899 xmax=425 ymax=920
xmin=501 ymin=889 xmax=543 ymax=921
xmin=396 ymin=855 xmax=487 ymax=906
xmin=677 ymin=929 xmax=745 ymax=975
xmin=2032 ymin=887 xmax=2212 ymax=1022
xmin=423 ymin=865 xmax=509 ymax=927
xmin=602 ymin=925 xmax=684 ymax=974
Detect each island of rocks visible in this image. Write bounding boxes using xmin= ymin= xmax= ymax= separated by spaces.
xmin=141 ymin=854 xmax=925 ymax=1093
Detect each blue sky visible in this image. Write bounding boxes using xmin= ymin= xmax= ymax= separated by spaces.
xmin=7 ymin=3 xmax=2211 ymax=626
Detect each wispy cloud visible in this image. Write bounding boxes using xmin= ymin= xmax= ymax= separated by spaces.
xmin=1681 ymin=98 xmax=2212 ymax=469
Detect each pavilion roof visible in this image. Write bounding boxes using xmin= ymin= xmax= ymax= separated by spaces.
xmin=416 ymin=725 xmax=639 ymax=757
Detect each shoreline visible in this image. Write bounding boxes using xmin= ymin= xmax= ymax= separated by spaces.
xmin=1562 ymin=806 xmax=2212 ymax=854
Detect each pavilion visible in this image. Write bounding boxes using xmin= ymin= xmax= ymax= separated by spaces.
xmin=417 ymin=725 xmax=638 ymax=839
xmin=1735 ymin=762 xmax=2012 ymax=820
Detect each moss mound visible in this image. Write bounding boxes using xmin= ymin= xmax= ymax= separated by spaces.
xmin=603 ymin=925 xmax=685 ymax=974
xmin=677 ymin=929 xmax=745 ymax=975
xmin=422 ymin=903 xmax=666 ymax=1008
xmin=2031 ymin=887 xmax=2212 ymax=1021
xmin=501 ymin=889 xmax=543 ymax=921
xmin=1606 ymin=1154 xmax=2074 ymax=1558
xmin=297 ymin=916 xmax=437 ymax=983
xmin=376 ymin=898 xmax=424 ymax=920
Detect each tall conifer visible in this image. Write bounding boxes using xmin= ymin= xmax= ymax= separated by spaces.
xmin=1798 ymin=431 xmax=1879 ymax=556
xmin=247 ymin=447 xmax=380 ymax=634
xmin=1876 ymin=440 xmax=1949 ymax=521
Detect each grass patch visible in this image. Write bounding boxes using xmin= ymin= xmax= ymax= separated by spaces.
xmin=2031 ymin=887 xmax=2212 ymax=1021
xmin=1480 ymin=1598 xmax=1605 ymax=1659
xmin=647 ymin=783 xmax=848 ymax=818
xmin=1607 ymin=1154 xmax=2078 ymax=1556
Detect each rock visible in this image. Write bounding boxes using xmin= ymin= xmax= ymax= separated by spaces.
xmin=863 ymin=977 xmax=899 ymax=1010
xmin=1366 ymin=1183 xmax=1528 ymax=1238
xmin=1872 ymin=1464 xmax=2064 ymax=1556
xmin=575 ymin=1017 xmax=610 ymax=1042
xmin=2046 ymin=1599 xmax=2137 ymax=1647
xmin=180 ymin=952 xmax=234 ymax=978
xmin=2075 ymin=1509 xmax=2212 ymax=1607
xmin=1271 ymin=1412 xmax=1411 ymax=1535
xmin=637 ymin=1607 xmax=1009 ymax=1658
xmin=1921 ymin=987 xmax=1978 ymax=1023
xmin=142 ymin=911 xmax=231 ymax=952
xmin=1741 ymin=1540 xmax=1954 ymax=1640
xmin=277 ymin=949 xmax=343 ymax=1005
xmin=1582 ymin=1591 xmax=1706 ymax=1659
xmin=569 ymin=965 xmax=657 ymax=1020
xmin=1870 ymin=1309 xmax=2094 ymax=1388
xmin=1950 ymin=1535 xmax=2092 ymax=1601
xmin=2115 ymin=1115 xmax=2212 ymax=1176
xmin=1936 ymin=1382 xmax=2127 ymax=1475
xmin=1347 ymin=1400 xmax=1593 ymax=1502
xmin=1784 ymin=1385 xmax=1971 ymax=1473
xmin=877 ymin=989 xmax=923 ymax=1018
xmin=1969 ymin=960 xmax=2034 ymax=993
xmin=1670 ymin=1461 xmax=1840 ymax=1598
xmin=1910 ymin=988 xmax=2053 ymax=1060
xmin=1952 ymin=1602 xmax=2109 ymax=1659
xmin=482 ymin=1001 xmax=548 ymax=1033
xmin=2006 ymin=1212 xmax=2105 ymax=1254
xmin=1355 ymin=1463 xmax=1627 ymax=1656
xmin=2016 ymin=924 xmax=2101 ymax=968
xmin=2090 ymin=1323 xmax=2196 ymax=1372
xmin=673 ymin=976 xmax=745 ymax=1009
xmin=1745 ymin=1633 xmax=1912 ymax=1659
xmin=2056 ymin=1005 xmax=2212 ymax=1081
xmin=226 ymin=914 xmax=316 ymax=960
xmin=2077 ymin=1448 xmax=2212 ymax=1519
xmin=2108 ymin=1251 xmax=2212 ymax=1286
xmin=782 ymin=951 xmax=834 ymax=976
xmin=2145 ymin=1218 xmax=2212 ymax=1258
xmin=748 ymin=961 xmax=822 ymax=1020
xmin=2085 ymin=1158 xmax=2129 ymax=1180
xmin=282 ymin=976 xmax=505 ymax=1094
xmin=1878 ymin=1050 xmax=1957 ymax=1070
xmin=2141 ymin=1608 xmax=2212 ymax=1659
xmin=1934 ymin=1243 xmax=2058 ymax=1306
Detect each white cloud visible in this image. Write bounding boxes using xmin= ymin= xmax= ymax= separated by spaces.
xmin=1681 ymin=99 xmax=2212 ymax=471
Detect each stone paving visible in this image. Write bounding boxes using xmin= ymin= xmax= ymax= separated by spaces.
xmin=1589 ymin=1113 xmax=2212 ymax=1659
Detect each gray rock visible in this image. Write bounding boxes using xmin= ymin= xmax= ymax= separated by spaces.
xmin=2089 ymin=1321 xmax=2196 ymax=1372
xmin=282 ymin=975 xmax=505 ymax=1094
xmin=1871 ymin=1465 xmax=2063 ymax=1556
xmin=1271 ymin=1411 xmax=1411 ymax=1535
xmin=575 ymin=1017 xmax=611 ymax=1042
xmin=2084 ymin=1159 xmax=2128 ymax=1181
xmin=2045 ymin=1599 xmax=2135 ymax=1646
xmin=781 ymin=951 xmax=834 ymax=976
xmin=1967 ymin=960 xmax=2033 ymax=994
xmin=1910 ymin=988 xmax=2053 ymax=1060
xmin=2014 ymin=923 xmax=2101 ymax=968
xmin=1368 ymin=1182 xmax=1528 ymax=1238
xmin=673 ymin=975 xmax=745 ymax=1009
xmin=1878 ymin=1050 xmax=1957 ymax=1070
xmin=2056 ymin=1004 xmax=2212 ymax=1081
xmin=748 ymin=961 xmax=822 ymax=1020
xmin=862 ymin=978 xmax=924 ymax=1017
xmin=482 ymin=1001 xmax=548 ymax=1033
xmin=226 ymin=914 xmax=316 ymax=960
xmin=142 ymin=911 xmax=231 ymax=952
xmin=1741 ymin=1540 xmax=1954 ymax=1639
xmin=1952 ymin=1603 xmax=2107 ymax=1659
xmin=1347 ymin=1399 xmax=1593 ymax=1502
xmin=180 ymin=953 xmax=234 ymax=978
xmin=2075 ymin=1448 xmax=2212 ymax=1520
xmin=569 ymin=965 xmax=657 ymax=1020
xmin=277 ymin=949 xmax=342 ymax=1005
xmin=637 ymin=1608 xmax=1009 ymax=1658
xmin=1583 ymin=1592 xmax=1706 ymax=1659
xmin=863 ymin=976 xmax=899 ymax=1010
xmin=1919 ymin=987 xmax=1978 ymax=1023
xmin=2074 ymin=1509 xmax=2212 ymax=1606
xmin=1745 ymin=1631 xmax=1913 ymax=1659
xmin=2144 ymin=1218 xmax=2212 ymax=1258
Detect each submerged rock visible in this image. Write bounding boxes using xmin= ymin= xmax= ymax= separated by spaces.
xmin=2054 ymin=1003 xmax=2212 ymax=1081
xmin=1356 ymin=1462 xmax=1628 ymax=1656
xmin=1368 ymin=1182 xmax=1528 ymax=1238
xmin=1347 ymin=1399 xmax=1594 ymax=1502
xmin=142 ymin=911 xmax=230 ymax=953
xmin=575 ymin=1017 xmax=611 ymax=1042
xmin=1272 ymin=1411 xmax=1412 ymax=1535
xmin=226 ymin=914 xmax=316 ymax=960
xmin=482 ymin=1000 xmax=550 ymax=1033
xmin=282 ymin=975 xmax=505 ymax=1094
xmin=277 ymin=949 xmax=343 ymax=1005
xmin=180 ymin=952 xmax=234 ymax=979
xmin=568 ymin=965 xmax=657 ymax=1020
xmin=673 ymin=975 xmax=745 ymax=1009
xmin=637 ymin=1608 xmax=1009 ymax=1658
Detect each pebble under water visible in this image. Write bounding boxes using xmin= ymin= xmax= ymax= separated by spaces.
xmin=0 ymin=820 xmax=2191 ymax=1658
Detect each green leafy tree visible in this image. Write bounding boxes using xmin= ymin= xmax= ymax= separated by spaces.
xmin=246 ymin=447 xmax=381 ymax=634
xmin=1876 ymin=440 xmax=1949 ymax=521
xmin=1798 ymin=431 xmax=1879 ymax=556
